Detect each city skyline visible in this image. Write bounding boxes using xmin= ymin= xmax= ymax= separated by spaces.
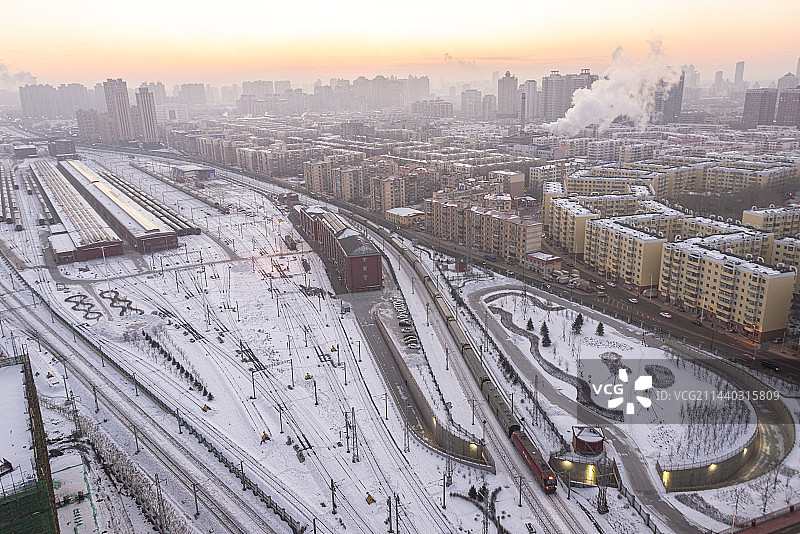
xmin=2 ymin=0 xmax=799 ymax=88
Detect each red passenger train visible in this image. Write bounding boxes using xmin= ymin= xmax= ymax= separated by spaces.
xmin=512 ymin=431 xmax=557 ymax=493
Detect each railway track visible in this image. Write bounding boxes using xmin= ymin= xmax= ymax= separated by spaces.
xmin=0 ymin=275 xmax=280 ymax=534
xmin=375 ymin=230 xmax=593 ymax=534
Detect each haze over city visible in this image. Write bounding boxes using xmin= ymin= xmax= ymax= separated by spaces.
xmin=2 ymin=0 xmax=799 ymax=86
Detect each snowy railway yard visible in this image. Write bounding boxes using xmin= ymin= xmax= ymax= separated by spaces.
xmin=0 ymin=145 xmax=798 ymax=534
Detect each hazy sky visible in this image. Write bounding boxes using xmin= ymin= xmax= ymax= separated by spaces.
xmin=2 ymin=0 xmax=798 ymax=88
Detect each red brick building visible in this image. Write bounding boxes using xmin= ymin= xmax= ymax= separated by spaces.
xmin=294 ymin=205 xmax=382 ymax=292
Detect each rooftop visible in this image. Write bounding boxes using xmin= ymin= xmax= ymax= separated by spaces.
xmin=386 ymin=207 xmax=424 ymax=217
xmin=0 ymin=362 xmax=33 ymax=488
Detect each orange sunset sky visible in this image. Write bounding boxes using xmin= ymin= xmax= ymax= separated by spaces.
xmin=2 ymin=0 xmax=799 ymax=87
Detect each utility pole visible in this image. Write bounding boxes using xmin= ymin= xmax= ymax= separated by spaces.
xmin=93 ymin=385 xmax=98 ymax=413
xmin=351 ymin=407 xmax=359 ymax=463
xmin=331 ymin=479 xmax=337 ymax=515
xmin=518 ymin=475 xmax=523 ymax=507
xmin=395 ymin=494 xmax=400 ymax=534
xmin=445 ymin=347 xmax=449 ymax=370
xmin=133 ymin=426 xmax=140 ymax=454
xmin=314 ymin=380 xmax=318 ymax=406
xmin=345 ymin=411 xmax=350 ymax=453
xmin=387 ymin=497 xmax=393 ymax=533
xmin=155 ymin=473 xmax=166 ymax=532
xmin=442 ymin=473 xmax=446 ymax=509
xmin=404 ymin=413 xmax=410 ymax=452
xmin=192 ymin=482 xmax=200 ymax=517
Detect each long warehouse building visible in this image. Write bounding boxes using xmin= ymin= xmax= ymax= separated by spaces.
xmin=30 ymin=160 xmax=123 ymax=264
xmin=57 ymin=160 xmax=178 ymax=252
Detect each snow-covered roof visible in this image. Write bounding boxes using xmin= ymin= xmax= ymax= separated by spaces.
xmin=0 ymin=362 xmax=33 ymax=487
xmin=386 ymin=207 xmax=425 ymax=217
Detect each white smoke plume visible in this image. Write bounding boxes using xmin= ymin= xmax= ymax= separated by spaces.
xmin=0 ymin=63 xmax=36 ymax=90
xmin=544 ymin=41 xmax=681 ymax=136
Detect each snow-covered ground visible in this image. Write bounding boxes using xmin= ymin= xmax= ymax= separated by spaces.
xmin=484 ymin=290 xmax=756 ymax=468
xmin=2 ymin=148 xmax=593 ymax=533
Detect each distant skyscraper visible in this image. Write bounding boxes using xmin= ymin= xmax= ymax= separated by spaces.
xmin=541 ymin=69 xmax=597 ymax=122
xmin=274 ymin=80 xmax=291 ymax=94
xmin=482 ymin=94 xmax=497 ymax=120
xmin=93 ymin=83 xmax=107 ymax=112
xmin=713 ymin=70 xmax=724 ymax=95
xmin=461 ymin=89 xmax=483 ymax=118
xmin=103 ymin=78 xmax=133 ymax=141
xmin=220 ymin=84 xmax=241 ymax=103
xmin=141 ymin=82 xmax=167 ymax=104
xmin=777 ymin=72 xmax=799 ymax=92
xmin=776 ymin=88 xmax=800 ymax=127
xmin=242 ymin=80 xmax=273 ymax=99
xmin=135 ymin=87 xmax=158 ymax=143
xmin=497 ymin=71 xmax=518 ymax=118
xmin=19 ymin=84 xmax=58 ymax=118
xmin=742 ymin=88 xmax=777 ymax=129
xmin=653 ymin=73 xmax=684 ymax=124
xmin=796 ymin=57 xmax=800 ymax=78
xmin=734 ymin=61 xmax=745 ymax=85
xmin=408 ymin=75 xmax=430 ymax=103
xmin=178 ymin=83 xmax=206 ymax=106
xmin=520 ymin=80 xmax=538 ymax=120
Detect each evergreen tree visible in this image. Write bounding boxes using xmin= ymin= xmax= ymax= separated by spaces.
xmin=468 ymin=486 xmax=478 ymax=500
xmin=540 ymin=322 xmax=552 ymax=347
xmin=596 ymin=322 xmax=604 ymax=336
xmin=526 ymin=318 xmax=534 ymax=331
xmin=572 ymin=313 xmax=584 ymax=334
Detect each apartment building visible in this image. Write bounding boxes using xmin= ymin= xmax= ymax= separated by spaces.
xmin=771 ymin=237 xmax=800 ymax=292
xmin=548 ymin=198 xmax=599 ymax=257
xmin=334 ymin=166 xmax=365 ymax=202
xmin=467 ymin=207 xmax=541 ymax=264
xmin=303 ymin=160 xmax=331 ymax=194
xmin=423 ymin=197 xmax=541 ymax=265
xmin=584 ymin=218 xmax=666 ymax=290
xmin=701 ymin=161 xmax=797 ymax=192
xmin=742 ymin=206 xmax=800 ymax=238
xmin=488 ymin=169 xmax=525 ymax=197
xmin=659 ymin=239 xmax=795 ymax=341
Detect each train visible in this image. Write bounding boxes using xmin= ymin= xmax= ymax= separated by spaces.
xmin=344 ymin=210 xmax=558 ymax=494
xmin=283 ymin=234 xmax=297 ymax=251
xmin=512 ymin=431 xmax=558 ymax=493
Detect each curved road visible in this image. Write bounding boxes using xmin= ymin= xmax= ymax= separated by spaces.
xmin=468 ymin=283 xmax=795 ymax=534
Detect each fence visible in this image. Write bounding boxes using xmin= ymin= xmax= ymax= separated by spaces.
xmin=618 ymin=478 xmax=665 ymax=534
xmin=373 ymin=314 xmax=494 ymax=471
xmin=656 ymin=429 xmax=759 ymax=493
xmin=0 ymin=249 xmax=307 ymax=534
